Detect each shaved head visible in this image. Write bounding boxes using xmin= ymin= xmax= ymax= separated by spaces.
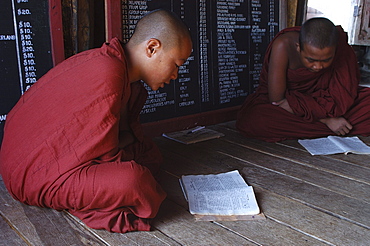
xmin=129 ymin=9 xmax=191 ymax=51
xmin=299 ymin=17 xmax=338 ymax=50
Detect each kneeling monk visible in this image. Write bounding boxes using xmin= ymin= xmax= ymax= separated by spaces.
xmin=236 ymin=17 xmax=370 ymax=142
xmin=0 ymin=9 xmax=192 ymax=233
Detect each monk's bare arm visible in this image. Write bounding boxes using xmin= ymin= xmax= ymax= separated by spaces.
xmin=272 ymin=98 xmax=294 ymax=114
xmin=267 ymin=37 xmax=294 ymax=113
xmin=268 ymin=38 xmax=289 ymax=102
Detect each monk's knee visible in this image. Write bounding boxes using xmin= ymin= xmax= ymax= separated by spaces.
xmin=93 ymin=161 xmax=157 ymax=195
xmin=69 ymin=160 xmax=165 ymax=213
xmin=236 ymin=105 xmax=273 ymax=137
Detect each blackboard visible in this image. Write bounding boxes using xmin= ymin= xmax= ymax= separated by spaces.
xmin=109 ymin=0 xmax=286 ymax=135
xmin=0 ymin=0 xmax=64 ymax=143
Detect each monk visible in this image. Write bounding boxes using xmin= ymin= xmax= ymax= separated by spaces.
xmin=0 ymin=9 xmax=192 ymax=233
xmin=236 ymin=17 xmax=370 ymax=142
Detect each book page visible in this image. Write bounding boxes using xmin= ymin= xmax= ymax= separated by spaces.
xmin=298 ymin=137 xmax=344 ymax=155
xmin=180 ymin=170 xmax=260 ymax=215
xmin=187 ymin=186 xmax=259 ymax=215
xmin=327 ymin=136 xmax=370 ymax=154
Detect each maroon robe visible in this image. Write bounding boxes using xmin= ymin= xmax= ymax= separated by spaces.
xmin=0 ymin=38 xmax=166 ymax=233
xmin=236 ymin=26 xmax=370 ymax=142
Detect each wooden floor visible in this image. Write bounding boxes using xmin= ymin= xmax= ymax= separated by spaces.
xmin=1 ymin=121 xmax=370 ymax=245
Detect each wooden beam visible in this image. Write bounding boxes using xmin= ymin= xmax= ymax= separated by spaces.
xmin=105 ymin=0 xmax=122 ymax=41
xmin=49 ymin=0 xmax=65 ymax=65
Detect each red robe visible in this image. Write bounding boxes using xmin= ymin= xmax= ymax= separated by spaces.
xmin=0 ymin=38 xmax=166 ymax=233
xmin=236 ymin=26 xmax=370 ymax=142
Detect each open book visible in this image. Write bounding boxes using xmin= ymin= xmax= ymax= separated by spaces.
xmin=162 ymin=126 xmax=224 ymax=144
xmin=298 ymin=136 xmax=370 ymax=155
xmin=179 ymin=170 xmax=265 ymax=221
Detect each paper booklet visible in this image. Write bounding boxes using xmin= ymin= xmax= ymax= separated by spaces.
xmin=298 ymin=136 xmax=370 ymax=155
xmin=162 ymin=126 xmax=224 ymax=144
xmin=179 ymin=170 xmax=265 ymax=221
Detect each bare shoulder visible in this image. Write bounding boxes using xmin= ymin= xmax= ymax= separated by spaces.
xmin=270 ymin=31 xmax=300 ymax=69
xmin=271 ymin=31 xmax=299 ymax=51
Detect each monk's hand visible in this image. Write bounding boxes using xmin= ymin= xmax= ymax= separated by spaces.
xmin=320 ymin=117 xmax=353 ymax=136
xmin=272 ymin=98 xmax=294 ymax=114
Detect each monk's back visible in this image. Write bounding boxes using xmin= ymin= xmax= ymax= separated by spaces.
xmin=0 ymin=39 xmax=127 ymax=205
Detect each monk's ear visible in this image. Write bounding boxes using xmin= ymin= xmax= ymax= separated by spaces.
xmin=296 ymin=43 xmax=301 ymax=52
xmin=145 ymin=38 xmax=161 ymax=58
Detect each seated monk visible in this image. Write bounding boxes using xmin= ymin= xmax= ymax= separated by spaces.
xmin=0 ymin=9 xmax=192 ymax=233
xmin=236 ymin=17 xmax=370 ymax=142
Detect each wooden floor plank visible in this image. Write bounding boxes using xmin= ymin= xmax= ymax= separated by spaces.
xmin=154 ymin=137 xmax=234 ymax=175
xmin=153 ymin=199 xmax=256 ymax=245
xmin=1 ymin=120 xmax=369 ymax=245
xmin=0 ymin=216 xmax=27 ymax=246
xmin=155 ymin=135 xmax=370 ymax=204
xmin=204 ymin=139 xmax=370 ymax=203
xmin=210 ymin=124 xmax=370 ymax=184
xmin=64 ymin=211 xmax=182 ymax=246
xmin=0 ymin=178 xmax=106 ymax=246
xmin=0 ymin=176 xmax=183 ymax=246
xmin=278 ymin=137 xmax=370 ymax=169
xmin=215 ymin=144 xmax=370 ymax=229
xmin=159 ymin=170 xmax=328 ymax=246
xmin=216 ymin=121 xmax=370 ymax=169
xmin=154 ymin=135 xmax=370 ymax=245
xmin=251 ymin=186 xmax=370 ymax=246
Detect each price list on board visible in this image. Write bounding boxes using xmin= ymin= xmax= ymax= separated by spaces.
xmin=0 ymin=0 xmax=54 ymax=141
xmin=121 ymin=0 xmax=280 ymax=123
xmin=248 ymin=0 xmax=279 ymax=92
xmin=214 ymin=0 xmax=249 ymax=105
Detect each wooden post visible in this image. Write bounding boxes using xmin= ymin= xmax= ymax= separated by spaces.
xmin=105 ymin=0 xmax=122 ymax=41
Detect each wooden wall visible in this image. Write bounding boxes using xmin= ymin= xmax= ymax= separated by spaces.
xmin=57 ymin=1 xmax=305 ymax=137
xmin=287 ymin=0 xmax=307 ymax=27
xmin=61 ymin=0 xmax=105 ymax=58
xmin=60 ymin=0 xmax=306 ymax=59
